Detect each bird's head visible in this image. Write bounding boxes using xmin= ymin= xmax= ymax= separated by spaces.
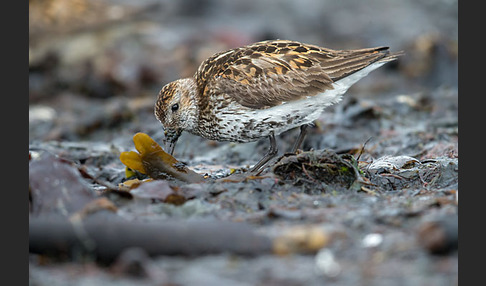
xmin=154 ymin=78 xmax=198 ymax=155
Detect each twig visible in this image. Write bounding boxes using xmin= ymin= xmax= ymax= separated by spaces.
xmin=379 ymin=173 xmax=405 ymax=180
xmin=357 ymin=137 xmax=373 ymax=162
xmin=301 ymin=163 xmax=319 ymax=183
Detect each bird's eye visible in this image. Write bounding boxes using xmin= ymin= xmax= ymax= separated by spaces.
xmin=171 ymin=103 xmax=179 ymax=112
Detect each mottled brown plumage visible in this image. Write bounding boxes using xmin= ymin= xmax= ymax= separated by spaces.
xmin=155 ymin=40 xmax=401 ymax=172
xmin=195 ymin=40 xmax=397 ymax=109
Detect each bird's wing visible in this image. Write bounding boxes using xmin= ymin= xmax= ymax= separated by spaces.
xmin=195 ymin=40 xmax=395 ymax=109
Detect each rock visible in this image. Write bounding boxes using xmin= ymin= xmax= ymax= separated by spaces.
xmin=29 ymin=153 xmax=96 ymax=217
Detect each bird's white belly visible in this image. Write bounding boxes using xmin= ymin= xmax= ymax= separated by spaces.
xmin=211 ymin=90 xmax=341 ymax=142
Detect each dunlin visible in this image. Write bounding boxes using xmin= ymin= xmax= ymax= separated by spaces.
xmin=155 ymin=40 xmax=401 ymax=172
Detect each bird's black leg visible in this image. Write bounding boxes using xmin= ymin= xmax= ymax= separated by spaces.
xmin=249 ymin=132 xmax=278 ymax=173
xmin=290 ymin=124 xmax=309 ymax=153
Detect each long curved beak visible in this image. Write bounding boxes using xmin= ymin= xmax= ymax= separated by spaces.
xmin=163 ymin=128 xmax=182 ymax=156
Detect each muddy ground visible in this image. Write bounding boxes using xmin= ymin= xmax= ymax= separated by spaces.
xmin=29 ymin=0 xmax=458 ymax=285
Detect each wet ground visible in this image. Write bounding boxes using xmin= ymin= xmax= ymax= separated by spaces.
xmin=29 ymin=0 xmax=458 ymax=285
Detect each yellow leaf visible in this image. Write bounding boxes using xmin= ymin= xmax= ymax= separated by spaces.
xmin=133 ymin=132 xmax=162 ymax=155
xmin=118 ymin=178 xmax=153 ymax=190
xmin=119 ymin=151 xmax=145 ymax=174
xmin=119 ymin=132 xmax=204 ymax=183
xmin=133 ymin=132 xmax=178 ymax=166
xmin=124 ymin=167 xmax=138 ymax=178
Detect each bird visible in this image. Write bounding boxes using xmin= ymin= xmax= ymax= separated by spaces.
xmin=154 ymin=39 xmax=401 ymax=173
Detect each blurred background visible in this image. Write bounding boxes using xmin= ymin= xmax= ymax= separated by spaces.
xmin=29 ymin=0 xmax=458 ymax=164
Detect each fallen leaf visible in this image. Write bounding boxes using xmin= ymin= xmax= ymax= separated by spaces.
xmin=120 ymin=151 xmax=145 ymax=174
xmin=130 ymin=180 xmax=188 ymax=205
xmin=133 ymin=133 xmax=178 ymax=167
xmin=119 ymin=132 xmax=204 ymax=183
xmin=118 ymin=178 xmax=152 ymax=190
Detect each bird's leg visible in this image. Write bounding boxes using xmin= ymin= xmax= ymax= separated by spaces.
xmin=249 ymin=132 xmax=278 ymax=173
xmin=290 ymin=124 xmax=309 ymax=153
